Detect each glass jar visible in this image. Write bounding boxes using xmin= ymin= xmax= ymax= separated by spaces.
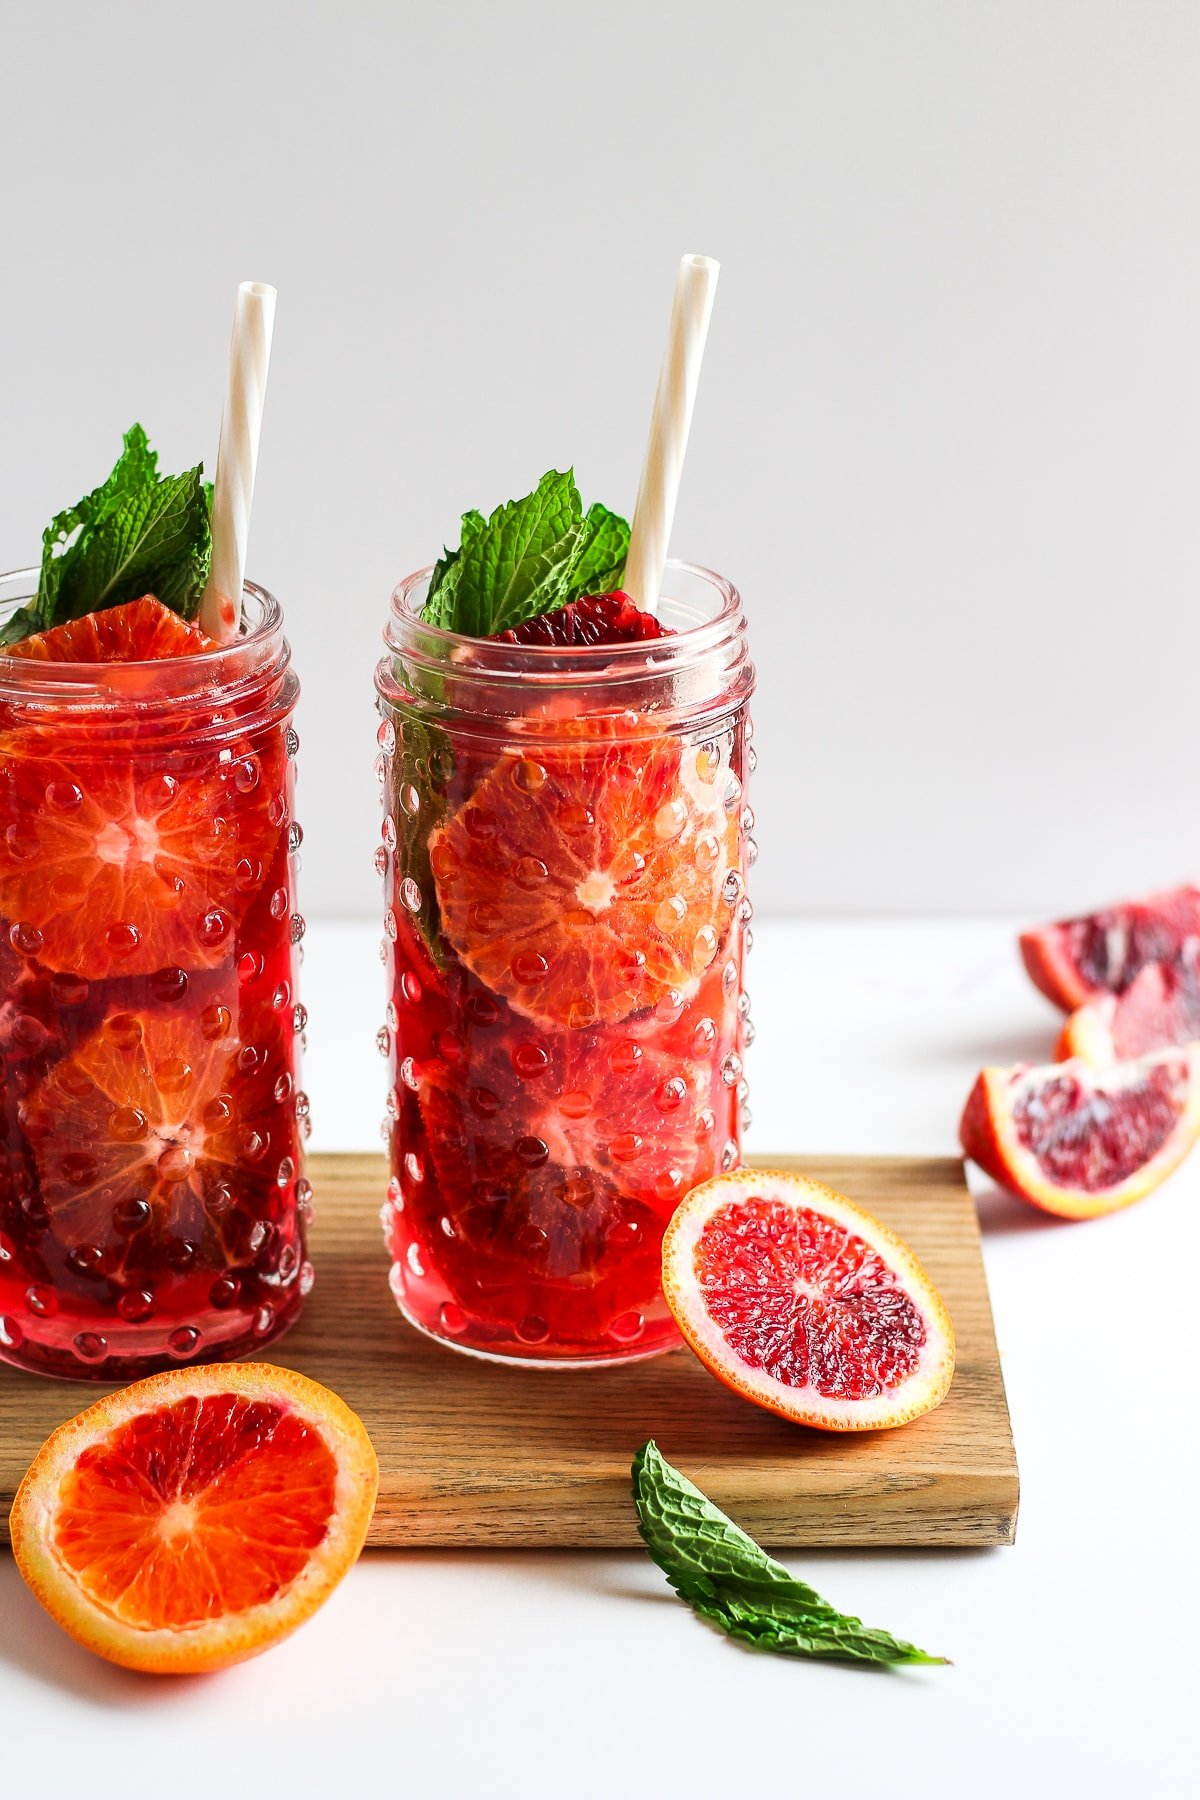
xmin=375 ymin=562 xmax=755 ymax=1364
xmin=0 ymin=573 xmax=312 ymax=1378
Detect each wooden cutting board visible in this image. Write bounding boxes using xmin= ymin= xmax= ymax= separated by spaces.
xmin=0 ymin=1152 xmax=1017 ymax=1549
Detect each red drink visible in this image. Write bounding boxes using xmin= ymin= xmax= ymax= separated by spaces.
xmin=375 ymin=563 xmax=755 ymax=1362
xmin=0 ymin=582 xmax=311 ymax=1378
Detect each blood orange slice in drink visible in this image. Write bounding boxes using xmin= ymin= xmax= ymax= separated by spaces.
xmin=429 ymin=715 xmax=739 ymax=1028
xmin=1056 ymin=962 xmax=1200 ymax=1064
xmin=10 ymin=1363 xmax=377 ymax=1673
xmin=1019 ymin=882 xmax=1200 ymax=1010
xmin=960 ymin=1049 xmax=1200 ymax=1219
xmin=3 ymin=596 xmax=213 ymax=663
xmin=0 ymin=733 xmax=285 ymax=981
xmin=661 ymin=1170 xmax=955 ymax=1431
xmin=19 ymin=1006 xmax=298 ymax=1267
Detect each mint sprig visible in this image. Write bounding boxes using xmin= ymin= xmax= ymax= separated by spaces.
xmin=422 ymin=470 xmax=629 ymax=636
xmin=633 ymin=1442 xmax=948 ymax=1668
xmin=0 ymin=425 xmax=213 ymax=647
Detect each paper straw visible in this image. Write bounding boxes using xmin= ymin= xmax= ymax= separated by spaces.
xmin=624 ymin=254 xmax=720 ymax=616
xmin=200 ymin=280 xmax=277 ymax=641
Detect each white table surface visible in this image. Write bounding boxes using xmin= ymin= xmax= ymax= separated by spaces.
xmin=3 ymin=918 xmax=1195 ymax=1797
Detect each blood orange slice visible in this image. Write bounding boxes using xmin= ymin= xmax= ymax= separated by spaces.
xmin=19 ymin=1006 xmax=298 ymax=1267
xmin=959 ymin=1050 xmax=1200 ymax=1218
xmin=428 ymin=715 xmax=739 ymax=1028
xmin=10 ymin=1363 xmax=377 ymax=1673
xmin=1019 ymin=883 xmax=1200 ymax=1010
xmin=1057 ymin=962 xmax=1200 ymax=1064
xmin=661 ymin=1171 xmax=955 ymax=1431
xmin=0 ymin=732 xmax=285 ymax=980
xmin=3 ymin=597 xmax=213 ymax=663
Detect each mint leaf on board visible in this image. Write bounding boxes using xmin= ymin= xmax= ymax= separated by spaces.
xmin=1 ymin=426 xmax=215 ymax=647
xmin=632 ymin=1442 xmax=948 ymax=1668
xmin=422 ymin=472 xmax=630 ymax=637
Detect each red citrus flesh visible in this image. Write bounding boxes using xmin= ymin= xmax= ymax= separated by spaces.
xmin=428 ymin=716 xmax=739 ymax=1029
xmin=1019 ymin=883 xmax=1200 ymax=1010
xmin=19 ymin=1006 xmax=296 ymax=1269
xmin=402 ymin=983 xmax=735 ymax=1346
xmin=10 ymin=1363 xmax=378 ymax=1673
xmin=0 ymin=732 xmax=284 ymax=981
xmin=4 ymin=597 xmax=213 ymax=663
xmin=661 ymin=1170 xmax=955 ymax=1431
xmin=960 ymin=1049 xmax=1200 ymax=1218
xmin=1057 ymin=961 xmax=1200 ymax=1064
xmin=491 ymin=592 xmax=672 ymax=645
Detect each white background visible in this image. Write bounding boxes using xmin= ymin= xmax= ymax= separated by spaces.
xmin=2 ymin=0 xmax=1199 ymax=922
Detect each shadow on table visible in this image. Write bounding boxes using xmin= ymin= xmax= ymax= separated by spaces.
xmin=0 ymin=1563 xmax=211 ymax=1706
xmin=972 ymin=1179 xmax=1073 ymax=1237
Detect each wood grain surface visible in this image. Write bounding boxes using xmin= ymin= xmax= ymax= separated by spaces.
xmin=0 ymin=1153 xmax=1018 ymax=1549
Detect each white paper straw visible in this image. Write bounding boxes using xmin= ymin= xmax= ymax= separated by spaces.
xmin=200 ymin=280 xmax=277 ymax=641
xmin=624 ymin=254 xmax=720 ymax=616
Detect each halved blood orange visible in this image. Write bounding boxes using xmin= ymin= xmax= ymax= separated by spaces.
xmin=10 ymin=1363 xmax=378 ymax=1674
xmin=0 ymin=733 xmax=285 ymax=980
xmin=1019 ymin=882 xmax=1200 ymax=1010
xmin=1057 ymin=962 xmax=1200 ymax=1064
xmin=428 ymin=715 xmax=740 ymax=1028
xmin=960 ymin=1050 xmax=1200 ymax=1218
xmin=661 ymin=1170 xmax=955 ymax=1431
xmin=20 ymin=1006 xmax=297 ymax=1267
xmin=3 ymin=597 xmax=213 ymax=663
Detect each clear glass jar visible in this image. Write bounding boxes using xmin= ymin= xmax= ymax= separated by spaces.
xmin=375 ymin=562 xmax=755 ymax=1364
xmin=0 ymin=573 xmax=312 ymax=1378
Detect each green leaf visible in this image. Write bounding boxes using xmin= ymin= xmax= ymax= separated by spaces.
xmin=53 ymin=468 xmax=211 ymax=623
xmin=426 ymin=507 xmax=485 ymax=616
xmin=0 ymin=426 xmax=215 ymax=646
xmin=0 ymin=603 xmax=44 ymax=648
xmin=420 ymin=473 xmax=631 ymax=637
xmin=456 ymin=469 xmax=581 ymax=636
xmin=392 ymin=714 xmax=453 ymax=971
xmin=561 ymin=501 xmax=629 ymax=601
xmin=632 ymin=1442 xmax=948 ymax=1668
xmin=36 ymin=423 xmax=159 ymax=625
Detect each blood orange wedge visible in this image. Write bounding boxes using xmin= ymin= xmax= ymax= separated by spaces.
xmin=959 ymin=1049 xmax=1200 ymax=1218
xmin=1057 ymin=962 xmax=1200 ymax=1064
xmin=1019 ymin=882 xmax=1200 ymax=1010
xmin=0 ymin=727 xmax=285 ymax=980
xmin=20 ymin=1006 xmax=298 ymax=1267
xmin=661 ymin=1171 xmax=955 ymax=1431
xmin=428 ymin=715 xmax=739 ymax=1028
xmin=3 ymin=596 xmax=213 ymax=663
xmin=10 ymin=1363 xmax=378 ymax=1674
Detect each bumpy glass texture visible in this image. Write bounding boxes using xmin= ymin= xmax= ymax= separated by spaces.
xmin=375 ymin=565 xmax=755 ymax=1363
xmin=0 ymin=583 xmax=312 ymax=1378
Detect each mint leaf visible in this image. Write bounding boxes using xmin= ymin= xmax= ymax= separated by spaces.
xmin=37 ymin=423 xmax=160 ymax=625
xmin=0 ymin=603 xmax=45 ymax=648
xmin=393 ymin=715 xmax=453 ymax=972
xmin=53 ymin=468 xmax=211 ymax=623
xmin=1 ymin=426 xmax=214 ymax=646
xmin=422 ymin=473 xmax=629 ymax=637
xmin=457 ymin=469 xmax=580 ymax=636
xmin=563 ymin=502 xmax=630 ymax=598
xmin=632 ymin=1442 xmax=948 ymax=1668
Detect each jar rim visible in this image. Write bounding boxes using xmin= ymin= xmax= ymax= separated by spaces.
xmin=0 ymin=571 xmax=285 ymax=701
xmin=385 ymin=557 xmax=743 ymax=678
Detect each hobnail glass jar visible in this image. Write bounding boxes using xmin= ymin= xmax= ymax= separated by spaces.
xmin=375 ymin=561 xmax=755 ymax=1364
xmin=0 ymin=573 xmax=312 ymax=1378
